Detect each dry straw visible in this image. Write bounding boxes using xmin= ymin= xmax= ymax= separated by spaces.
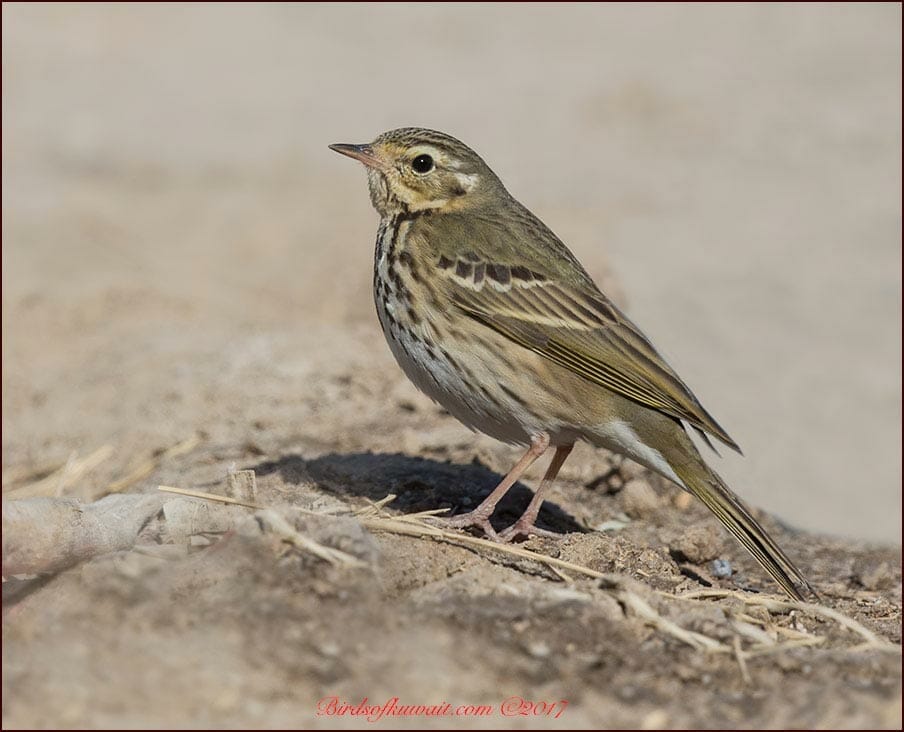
xmin=158 ymin=484 xmax=900 ymax=670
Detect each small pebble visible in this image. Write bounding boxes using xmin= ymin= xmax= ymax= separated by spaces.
xmin=526 ymin=641 xmax=550 ymax=658
xmin=671 ymin=525 xmax=721 ymax=564
xmin=594 ymin=516 xmax=631 ymax=532
xmin=712 ymin=558 xmax=733 ymax=578
xmin=620 ymin=480 xmax=660 ymax=517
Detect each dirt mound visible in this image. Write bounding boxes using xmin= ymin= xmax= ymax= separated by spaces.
xmin=3 ymin=348 xmax=900 ymax=727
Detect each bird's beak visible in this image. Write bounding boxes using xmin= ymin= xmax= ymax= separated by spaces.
xmin=328 ymin=143 xmax=384 ymax=170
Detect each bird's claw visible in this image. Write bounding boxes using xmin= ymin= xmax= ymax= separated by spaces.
xmin=497 ymin=520 xmax=563 ymax=543
xmin=437 ymin=510 xmax=500 ymax=541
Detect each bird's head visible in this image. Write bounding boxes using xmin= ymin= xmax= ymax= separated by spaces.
xmin=330 ymin=127 xmax=503 ymax=217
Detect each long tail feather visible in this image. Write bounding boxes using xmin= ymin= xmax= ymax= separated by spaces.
xmin=672 ymin=463 xmax=816 ymax=601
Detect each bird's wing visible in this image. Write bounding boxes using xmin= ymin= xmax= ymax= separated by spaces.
xmin=424 ymin=215 xmax=740 ymax=452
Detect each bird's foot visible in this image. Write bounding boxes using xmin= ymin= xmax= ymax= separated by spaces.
xmin=497 ymin=519 xmax=563 ymax=543
xmin=436 ymin=509 xmax=565 ymax=544
xmin=436 ymin=510 xmax=500 ymax=541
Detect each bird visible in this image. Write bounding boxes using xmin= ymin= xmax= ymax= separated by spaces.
xmin=329 ymin=127 xmax=815 ymax=601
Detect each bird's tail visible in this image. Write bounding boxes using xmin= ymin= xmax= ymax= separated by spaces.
xmin=671 ymin=461 xmax=816 ymax=601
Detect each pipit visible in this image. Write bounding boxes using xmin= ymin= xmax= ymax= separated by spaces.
xmin=330 ymin=127 xmax=814 ymax=600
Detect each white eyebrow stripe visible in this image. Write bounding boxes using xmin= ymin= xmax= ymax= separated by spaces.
xmin=454 ymin=172 xmax=480 ymax=191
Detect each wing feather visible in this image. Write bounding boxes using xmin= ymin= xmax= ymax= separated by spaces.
xmin=410 ymin=202 xmax=740 ymax=452
xmin=450 ymin=274 xmax=740 ymax=452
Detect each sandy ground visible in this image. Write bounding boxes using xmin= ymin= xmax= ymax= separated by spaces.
xmin=2 ymin=4 xmax=901 ymax=729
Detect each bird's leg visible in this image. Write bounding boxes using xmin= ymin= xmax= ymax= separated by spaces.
xmin=442 ymin=433 xmax=550 ymax=540
xmin=498 ymin=443 xmax=574 ymax=542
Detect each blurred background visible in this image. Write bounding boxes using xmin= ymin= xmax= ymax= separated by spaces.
xmin=3 ymin=3 xmax=901 ymax=542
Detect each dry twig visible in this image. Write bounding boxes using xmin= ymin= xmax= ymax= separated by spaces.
xmin=106 ymin=434 xmax=201 ymax=494
xmin=3 ymin=445 xmax=114 ymax=499
xmin=152 ymin=487 xmax=899 ymax=662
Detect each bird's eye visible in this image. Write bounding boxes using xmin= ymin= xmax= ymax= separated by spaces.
xmin=411 ymin=154 xmax=434 ymax=174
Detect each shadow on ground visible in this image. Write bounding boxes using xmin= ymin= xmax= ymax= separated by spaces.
xmin=252 ymin=451 xmax=586 ymax=535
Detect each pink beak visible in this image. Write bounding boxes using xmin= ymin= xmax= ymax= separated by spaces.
xmin=328 ymin=143 xmax=385 ymax=170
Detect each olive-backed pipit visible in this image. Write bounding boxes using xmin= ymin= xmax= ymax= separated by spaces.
xmin=330 ymin=127 xmax=814 ymax=600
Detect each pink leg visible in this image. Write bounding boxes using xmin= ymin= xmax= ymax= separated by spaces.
xmin=442 ymin=433 xmax=551 ymax=540
xmin=498 ymin=444 xmax=574 ymax=542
